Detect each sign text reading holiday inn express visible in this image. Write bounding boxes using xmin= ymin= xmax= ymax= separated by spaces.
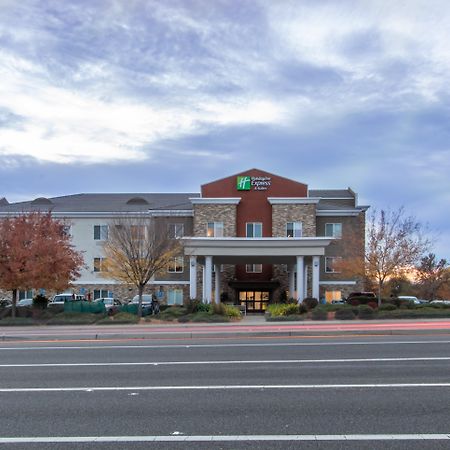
xmin=236 ymin=175 xmax=272 ymax=191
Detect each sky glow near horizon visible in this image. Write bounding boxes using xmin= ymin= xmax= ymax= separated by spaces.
xmin=0 ymin=0 xmax=448 ymax=258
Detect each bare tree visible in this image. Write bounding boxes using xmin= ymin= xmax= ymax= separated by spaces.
xmin=366 ymin=208 xmax=431 ymax=305
xmin=102 ymin=214 xmax=180 ymax=317
xmin=416 ymin=253 xmax=449 ymax=301
xmin=339 ymin=208 xmax=431 ymax=305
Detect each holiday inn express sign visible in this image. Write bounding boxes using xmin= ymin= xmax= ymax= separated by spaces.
xmin=236 ymin=175 xmax=272 ymax=191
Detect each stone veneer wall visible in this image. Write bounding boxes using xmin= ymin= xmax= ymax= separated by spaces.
xmin=193 ymin=204 xmax=237 ymax=237
xmin=271 ymin=204 xmax=317 ymax=237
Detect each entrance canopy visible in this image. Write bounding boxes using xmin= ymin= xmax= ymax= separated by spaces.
xmin=182 ymin=237 xmax=333 ymax=264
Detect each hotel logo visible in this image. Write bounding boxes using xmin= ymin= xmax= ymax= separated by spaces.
xmin=236 ymin=176 xmax=251 ymax=190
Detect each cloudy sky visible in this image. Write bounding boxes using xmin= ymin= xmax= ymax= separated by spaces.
xmin=0 ymin=0 xmax=448 ymax=258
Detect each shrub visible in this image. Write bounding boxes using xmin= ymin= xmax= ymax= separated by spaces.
xmin=266 ymin=314 xmax=304 ymax=321
xmin=303 ymin=297 xmax=319 ymax=310
xmin=97 ymin=312 xmax=139 ymax=324
xmin=379 ymin=304 xmax=397 ymax=311
xmin=311 ymin=308 xmax=328 ymax=320
xmin=357 ymin=305 xmax=375 ymax=319
xmin=212 ymin=302 xmax=226 ymax=315
xmin=0 ymin=317 xmax=34 ymax=326
xmin=223 ymin=304 xmax=241 ymax=319
xmin=33 ymin=294 xmax=48 ymax=310
xmin=377 ymin=308 xmax=450 ymax=319
xmin=267 ymin=304 xmax=297 ymax=317
xmin=367 ymin=301 xmax=378 ymax=309
xmin=335 ymin=308 xmax=356 ymax=320
xmin=47 ymin=312 xmax=100 ymax=325
xmin=158 ymin=306 xmax=187 ymax=321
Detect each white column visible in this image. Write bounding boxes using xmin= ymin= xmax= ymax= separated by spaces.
xmin=304 ymin=264 xmax=308 ymax=299
xmin=214 ymin=264 xmax=221 ymax=304
xmin=202 ymin=265 xmax=206 ymax=301
xmin=189 ymin=256 xmax=197 ymax=300
xmin=204 ymin=256 xmax=213 ymax=304
xmin=312 ymin=256 xmax=320 ymax=300
xmin=296 ymin=256 xmax=304 ymax=303
xmin=288 ymin=264 xmax=295 ymax=300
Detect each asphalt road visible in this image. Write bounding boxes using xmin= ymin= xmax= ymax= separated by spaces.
xmin=0 ymin=335 xmax=449 ymax=449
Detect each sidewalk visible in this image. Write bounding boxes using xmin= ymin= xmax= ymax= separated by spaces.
xmin=1 ymin=317 xmax=450 ymax=341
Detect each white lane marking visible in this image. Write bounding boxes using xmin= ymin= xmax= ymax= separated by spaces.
xmin=1 ymin=383 xmax=450 ymax=392
xmin=0 ymin=434 xmax=449 ymax=443
xmin=1 ymin=340 xmax=450 ymax=351
xmin=1 ymin=356 xmax=450 ymax=368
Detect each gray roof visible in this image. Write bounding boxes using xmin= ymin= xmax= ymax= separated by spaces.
xmin=309 ymin=189 xmax=354 ymax=198
xmin=0 ymin=193 xmax=200 ymax=213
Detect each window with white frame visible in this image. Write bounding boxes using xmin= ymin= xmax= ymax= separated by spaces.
xmin=169 ymin=223 xmax=184 ymax=238
xmin=325 ymin=223 xmax=342 ymax=238
xmin=167 ymin=289 xmax=183 ymax=305
xmin=207 ymin=222 xmax=224 ymax=237
xmin=325 ymin=290 xmax=342 ymax=302
xmin=93 ymin=257 xmax=108 ymax=272
xmin=246 ymin=222 xmax=262 ymax=238
xmin=93 ymin=289 xmax=112 ymax=300
xmin=168 ymin=256 xmax=184 ymax=273
xmin=94 ymin=225 xmax=109 ymax=240
xmin=286 ymin=221 xmax=302 ymax=237
xmin=246 ymin=264 xmax=262 ymax=273
xmin=19 ymin=289 xmax=33 ymax=300
xmin=325 ymin=256 xmax=342 ymax=273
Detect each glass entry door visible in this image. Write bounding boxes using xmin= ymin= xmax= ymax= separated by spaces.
xmin=239 ymin=291 xmax=270 ymax=312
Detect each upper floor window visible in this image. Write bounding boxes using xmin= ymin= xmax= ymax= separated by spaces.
xmin=168 ymin=256 xmax=184 ymax=273
xmin=207 ymin=222 xmax=224 ymax=237
xmin=246 ymin=222 xmax=262 ymax=238
xmin=325 ymin=223 xmax=342 ymax=239
xmin=246 ymin=264 xmax=262 ymax=273
xmin=94 ymin=225 xmax=108 ymax=240
xmin=93 ymin=257 xmax=108 ymax=273
xmin=325 ymin=256 xmax=342 ymax=273
xmin=169 ymin=223 xmax=184 ymax=238
xmin=286 ymin=222 xmax=302 ymax=237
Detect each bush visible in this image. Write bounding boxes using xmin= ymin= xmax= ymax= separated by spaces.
xmin=335 ymin=308 xmax=356 ymax=320
xmin=311 ymin=308 xmax=328 ymax=320
xmin=357 ymin=305 xmax=375 ymax=319
xmin=158 ymin=306 xmax=187 ymax=321
xmin=97 ymin=312 xmax=139 ymax=324
xmin=212 ymin=302 xmax=226 ymax=315
xmin=223 ymin=304 xmax=241 ymax=319
xmin=0 ymin=317 xmax=35 ymax=326
xmin=377 ymin=308 xmax=450 ymax=319
xmin=33 ymin=294 xmax=48 ymax=310
xmin=379 ymin=304 xmax=397 ymax=311
xmin=184 ymin=299 xmax=211 ymax=314
xmin=266 ymin=314 xmax=304 ymax=321
xmin=267 ymin=303 xmax=300 ymax=317
xmin=46 ymin=312 xmax=100 ymax=325
xmin=367 ymin=301 xmax=378 ymax=309
xmin=303 ymin=297 xmax=319 ymax=310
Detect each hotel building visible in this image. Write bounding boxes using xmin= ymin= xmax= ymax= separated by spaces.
xmin=0 ymin=169 xmax=368 ymax=311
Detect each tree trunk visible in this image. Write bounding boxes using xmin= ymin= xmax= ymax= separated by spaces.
xmin=377 ymin=281 xmax=382 ymax=307
xmin=137 ymin=284 xmax=144 ymax=318
xmin=11 ymin=289 xmax=17 ymax=319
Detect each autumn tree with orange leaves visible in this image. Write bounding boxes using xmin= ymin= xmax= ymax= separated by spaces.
xmin=0 ymin=212 xmax=84 ymax=318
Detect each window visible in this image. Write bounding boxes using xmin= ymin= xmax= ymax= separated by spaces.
xmin=19 ymin=289 xmax=33 ymax=300
xmin=93 ymin=289 xmax=112 ymax=300
xmin=169 ymin=223 xmax=184 ymax=238
xmin=207 ymin=222 xmax=224 ymax=237
xmin=325 ymin=291 xmax=342 ymax=302
xmin=246 ymin=222 xmax=262 ymax=238
xmin=168 ymin=256 xmax=184 ymax=273
xmin=325 ymin=223 xmax=342 ymax=239
xmin=246 ymin=264 xmax=262 ymax=273
xmin=93 ymin=257 xmax=108 ymax=273
xmin=167 ymin=289 xmax=183 ymax=305
xmin=131 ymin=225 xmax=145 ymax=241
xmin=325 ymin=256 xmax=342 ymax=273
xmin=286 ymin=222 xmax=302 ymax=237
xmin=94 ymin=225 xmax=108 ymax=240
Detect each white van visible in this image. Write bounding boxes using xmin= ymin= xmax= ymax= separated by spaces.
xmin=49 ymin=294 xmax=85 ymax=305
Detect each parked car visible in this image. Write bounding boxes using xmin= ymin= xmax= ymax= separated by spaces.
xmin=347 ymin=292 xmax=376 ymax=300
xmin=131 ymin=294 xmax=154 ymax=314
xmin=397 ymin=296 xmax=428 ymax=305
xmin=94 ymin=297 xmax=122 ymax=314
xmin=49 ymin=294 xmax=85 ymax=305
xmin=430 ymin=300 xmax=450 ymax=305
xmin=16 ymin=298 xmax=33 ymax=307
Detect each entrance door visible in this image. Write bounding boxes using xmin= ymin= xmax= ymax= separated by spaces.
xmin=239 ymin=291 xmax=270 ymax=313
